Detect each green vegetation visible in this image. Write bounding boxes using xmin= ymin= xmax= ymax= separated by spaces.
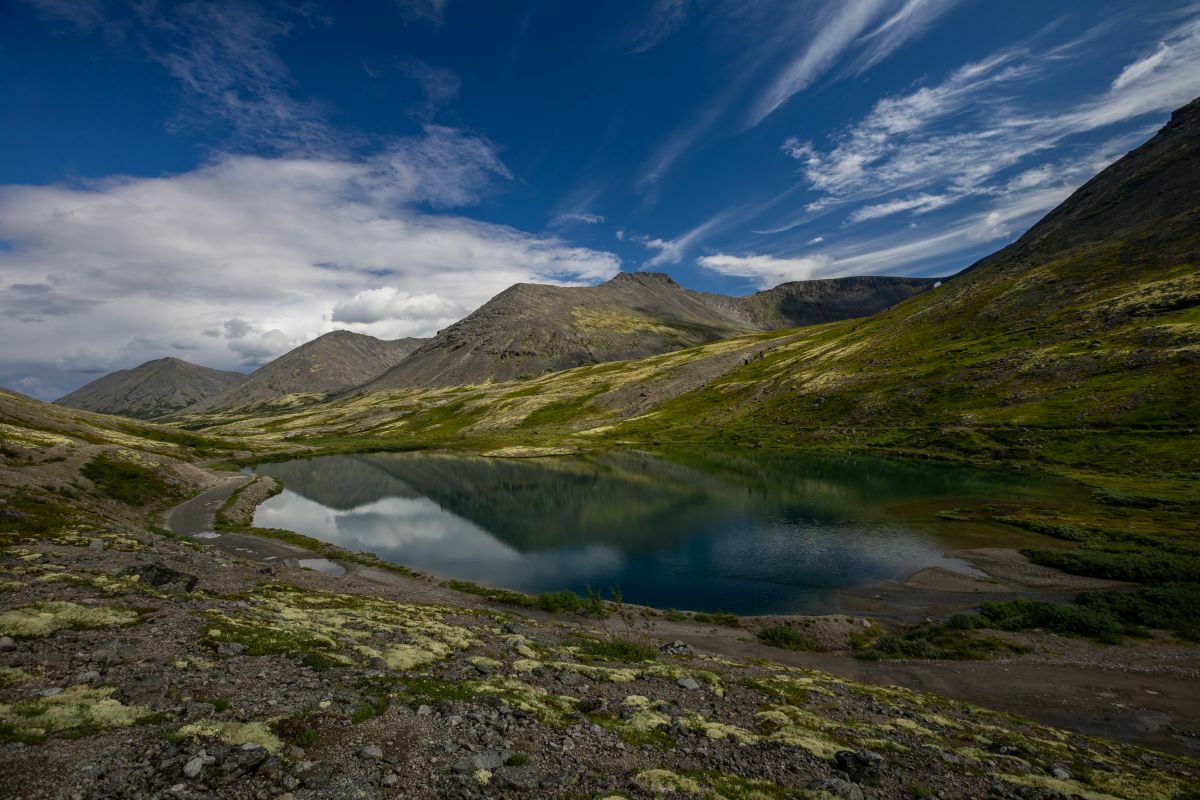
xmin=693 ymin=610 xmax=740 ymax=627
xmin=442 ymin=579 xmax=611 ymax=617
xmin=0 ymin=601 xmax=140 ymax=639
xmin=571 ymin=634 xmax=658 ymax=663
xmin=756 ymin=625 xmax=813 ymax=651
xmin=0 ymin=686 xmax=163 ymax=744
xmin=854 ymin=622 xmax=1026 ymax=661
xmin=81 ymin=452 xmax=173 ymax=506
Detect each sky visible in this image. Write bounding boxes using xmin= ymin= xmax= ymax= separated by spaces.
xmin=2 ymin=0 xmax=1199 ymax=399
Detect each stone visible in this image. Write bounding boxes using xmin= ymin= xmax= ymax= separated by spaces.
xmin=417 ymin=704 xmax=433 ymax=717
xmin=830 ymin=750 xmax=886 ymax=787
xmin=496 ymin=765 xmax=539 ymax=791
xmin=182 ymin=757 xmax=206 ymax=779
xmin=659 ymin=640 xmax=694 ymax=656
xmin=677 ymin=677 xmax=702 ymax=691
xmin=808 ymin=778 xmax=864 ymax=800
xmin=453 ymin=749 xmax=509 ymax=773
xmin=1049 ymin=764 xmax=1072 ymax=781
xmin=216 ymin=642 xmax=247 ymax=656
xmin=119 ymin=563 xmax=198 ymax=593
xmin=0 ymin=635 xmax=15 ymax=652
xmin=368 ymin=657 xmax=388 ymax=671
xmin=382 ymin=773 xmax=400 ymax=787
xmin=358 ymin=745 xmax=384 ymax=761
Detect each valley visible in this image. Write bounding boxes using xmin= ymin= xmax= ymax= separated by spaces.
xmin=1 ymin=93 xmax=1198 ymax=800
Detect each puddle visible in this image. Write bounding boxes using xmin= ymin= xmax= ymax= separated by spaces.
xmin=192 ymin=532 xmax=221 ymax=540
xmin=297 ymin=558 xmax=346 ymax=576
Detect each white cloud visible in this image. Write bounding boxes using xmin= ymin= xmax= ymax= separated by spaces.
xmin=696 ymin=253 xmax=833 ymax=288
xmin=551 ymin=212 xmax=607 ymax=226
xmin=848 ymin=192 xmax=955 ymax=223
xmin=640 ymin=212 xmax=734 ymax=267
xmin=0 ymin=139 xmax=620 ymax=394
xmin=332 ymin=288 xmax=462 ymax=325
xmin=621 ymin=0 xmax=696 ymax=53
xmin=747 ymin=0 xmax=891 ymax=127
xmin=781 ymin=15 xmax=1200 ymax=220
xmin=228 ymin=329 xmax=296 ymax=367
xmin=846 ymin=0 xmax=963 ymax=76
xmin=807 ymin=236 xmax=825 ymax=245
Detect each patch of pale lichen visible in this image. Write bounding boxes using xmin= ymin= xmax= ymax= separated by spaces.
xmin=632 ymin=769 xmax=702 ymax=794
xmin=467 ymin=676 xmax=577 ymax=727
xmin=0 ymin=685 xmax=159 ymax=743
xmin=202 ymin=584 xmax=480 ymax=671
xmin=0 ymin=666 xmax=34 ymax=685
xmin=0 ymin=601 xmax=140 ymax=639
xmin=176 ymin=719 xmax=283 ymax=753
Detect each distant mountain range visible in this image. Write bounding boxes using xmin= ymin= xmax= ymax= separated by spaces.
xmin=55 ymin=357 xmax=246 ymax=420
xmin=186 ymin=330 xmax=426 ymax=413
xmin=53 ymin=274 xmax=939 ymax=418
xmin=362 ymin=273 xmax=939 ymax=390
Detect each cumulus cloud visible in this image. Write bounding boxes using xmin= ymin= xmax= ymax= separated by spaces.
xmin=332 ymin=288 xmax=462 ymax=325
xmin=0 ymin=139 xmax=620 ymax=395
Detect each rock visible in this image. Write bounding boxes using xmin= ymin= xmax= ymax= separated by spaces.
xmin=833 ymin=749 xmax=885 ymax=785
xmin=659 ymin=640 xmax=694 ymax=656
xmin=496 ymin=765 xmax=539 ymax=790
xmin=417 ymin=704 xmax=433 ymax=717
xmin=358 ymin=745 xmax=384 ymax=761
xmin=367 ymin=657 xmax=388 ymax=671
xmin=119 ymin=563 xmax=198 ymax=593
xmin=182 ymin=756 xmax=206 ymax=779
xmin=453 ymin=749 xmax=509 ymax=773
xmin=382 ymin=773 xmax=400 ymax=787
xmin=0 ymin=635 xmax=15 ymax=652
xmin=808 ymin=778 xmax=865 ymax=800
xmin=677 ymin=677 xmax=702 ymax=691
xmin=216 ymin=642 xmax=247 ymax=656
xmin=1049 ymin=764 xmax=1072 ymax=781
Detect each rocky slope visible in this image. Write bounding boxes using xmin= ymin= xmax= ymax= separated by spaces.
xmin=0 ymin=390 xmax=1197 ymax=798
xmin=54 ymin=358 xmax=246 ymax=420
xmin=362 ymin=273 xmax=937 ymax=390
xmin=191 ymin=331 xmax=427 ymax=412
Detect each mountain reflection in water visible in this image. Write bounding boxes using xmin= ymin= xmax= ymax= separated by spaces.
xmin=253 ymin=450 xmax=1056 ymax=614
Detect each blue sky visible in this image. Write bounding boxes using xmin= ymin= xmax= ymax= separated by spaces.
xmin=2 ymin=0 xmax=1199 ymax=398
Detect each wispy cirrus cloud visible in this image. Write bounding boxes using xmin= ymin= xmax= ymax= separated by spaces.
xmin=780 ymin=12 xmax=1200 ymax=225
xmin=620 ymin=0 xmax=698 ymax=53
xmin=844 ymin=0 xmax=965 ymax=77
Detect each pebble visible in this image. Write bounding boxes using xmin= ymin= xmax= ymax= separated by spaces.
xmin=0 ymin=635 xmax=15 ymax=652
xmin=677 ymin=677 xmax=702 ymax=691
xmin=358 ymin=745 xmax=384 ymax=761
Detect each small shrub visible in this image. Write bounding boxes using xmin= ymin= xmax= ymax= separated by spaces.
xmin=82 ymin=453 xmax=172 ymax=506
xmin=757 ymin=625 xmax=812 ymax=651
xmin=573 ymin=635 xmax=657 ymax=663
xmin=693 ymin=611 xmax=741 ymax=628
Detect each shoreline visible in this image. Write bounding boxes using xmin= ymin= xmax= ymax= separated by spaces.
xmin=179 ymin=470 xmax=1200 ymax=756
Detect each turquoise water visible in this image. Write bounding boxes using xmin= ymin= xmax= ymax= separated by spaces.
xmin=252 ymin=450 xmax=1054 ymax=614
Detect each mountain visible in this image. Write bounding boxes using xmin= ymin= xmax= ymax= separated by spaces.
xmin=54 ymin=357 xmax=246 ymax=420
xmin=362 ymin=272 xmax=938 ymax=390
xmin=607 ymin=95 xmax=1200 ymax=485
xmin=189 ymin=98 xmax=1200 ymax=499
xmin=190 ymin=330 xmax=427 ymax=412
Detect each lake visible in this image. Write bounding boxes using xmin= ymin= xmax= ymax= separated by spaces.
xmin=252 ymin=450 xmax=1062 ymax=614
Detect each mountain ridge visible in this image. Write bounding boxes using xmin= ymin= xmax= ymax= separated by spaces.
xmin=361 ymin=272 xmax=940 ymax=391
xmin=189 ymin=330 xmax=427 ymax=412
xmin=54 ymin=357 xmax=246 ymax=420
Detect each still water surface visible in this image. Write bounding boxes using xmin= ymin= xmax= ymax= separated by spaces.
xmin=253 ymin=451 xmax=1056 ymax=614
